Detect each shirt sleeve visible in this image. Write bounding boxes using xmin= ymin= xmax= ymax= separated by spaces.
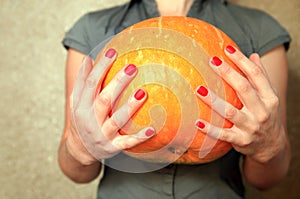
xmin=62 ymin=13 xmax=91 ymax=55
xmin=252 ymin=10 xmax=291 ymax=55
xmin=226 ymin=3 xmax=291 ymax=56
xmin=61 ymin=2 xmax=131 ymax=56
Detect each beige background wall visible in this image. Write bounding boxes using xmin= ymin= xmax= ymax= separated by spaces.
xmin=0 ymin=0 xmax=299 ymax=198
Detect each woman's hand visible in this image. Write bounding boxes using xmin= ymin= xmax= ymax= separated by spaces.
xmin=195 ymin=45 xmax=287 ymax=164
xmin=66 ymin=48 xmax=155 ymax=166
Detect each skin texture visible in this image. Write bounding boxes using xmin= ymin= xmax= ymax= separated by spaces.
xmin=156 ymin=0 xmax=194 ymax=16
xmin=58 ymin=0 xmax=290 ymax=190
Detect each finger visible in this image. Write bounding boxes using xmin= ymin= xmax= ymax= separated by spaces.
xmin=94 ymin=64 xmax=139 ymax=124
xmin=196 ymin=85 xmax=248 ymax=126
xmin=112 ymin=127 xmax=156 ymax=150
xmin=80 ymin=48 xmax=117 ymax=108
xmin=72 ymin=56 xmax=93 ymax=109
xmin=100 ymin=88 xmax=147 ymax=138
xmin=224 ymin=45 xmax=274 ymax=97
xmin=249 ymin=53 xmax=264 ymax=70
xmin=195 ymin=119 xmax=238 ymax=145
xmin=209 ymin=56 xmax=267 ymax=116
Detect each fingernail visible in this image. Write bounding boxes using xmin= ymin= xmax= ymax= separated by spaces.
xmin=211 ymin=56 xmax=222 ymax=67
xmin=124 ymin=64 xmax=137 ymax=76
xmin=134 ymin=89 xmax=145 ymax=100
xmin=105 ymin=48 xmax=116 ymax=58
xmin=195 ymin=120 xmax=205 ymax=129
xmin=145 ymin=128 xmax=155 ymax=137
xmin=197 ymin=86 xmax=208 ymax=97
xmin=226 ymin=45 xmax=236 ymax=54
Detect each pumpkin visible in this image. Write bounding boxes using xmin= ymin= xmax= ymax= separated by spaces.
xmin=96 ymin=16 xmax=243 ymax=164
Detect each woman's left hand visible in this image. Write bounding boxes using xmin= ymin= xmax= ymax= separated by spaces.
xmin=195 ymin=45 xmax=287 ymax=163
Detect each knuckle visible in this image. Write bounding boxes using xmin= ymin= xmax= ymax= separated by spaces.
xmin=96 ymin=93 xmax=112 ymax=107
xmin=250 ymin=65 xmax=263 ymax=76
xmin=127 ymin=99 xmax=138 ymax=112
xmin=225 ymin=106 xmax=237 ymax=119
xmin=210 ymin=92 xmax=218 ymax=104
xmin=114 ymin=73 xmax=123 ymax=84
xmin=85 ymin=75 xmax=98 ymax=88
xmin=268 ymin=95 xmax=280 ymax=109
xmin=95 ymin=139 xmax=104 ymax=146
xmin=111 ymin=139 xmax=120 ymax=148
xmin=219 ymin=131 xmax=230 ymax=142
xmin=109 ymin=117 xmax=121 ymax=130
xmin=257 ymin=111 xmax=270 ymax=124
xmin=240 ymin=136 xmax=251 ymax=147
xmin=113 ymin=139 xmax=129 ymax=150
xmin=102 ymin=145 xmax=114 ymax=154
xmin=96 ymin=144 xmax=116 ymax=157
xmin=113 ymin=72 xmax=126 ymax=85
xmin=127 ymin=102 xmax=135 ymax=110
xmin=73 ymin=108 xmax=81 ymax=118
xmin=74 ymin=108 xmax=86 ymax=120
xmin=236 ymin=80 xmax=251 ymax=93
xmin=219 ymin=64 xmax=232 ymax=76
xmin=97 ymin=145 xmax=112 ymax=154
xmin=249 ymin=123 xmax=260 ymax=134
xmin=234 ymin=52 xmax=246 ymax=63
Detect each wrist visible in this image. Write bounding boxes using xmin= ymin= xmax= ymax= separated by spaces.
xmin=59 ymin=136 xmax=102 ymax=183
xmin=65 ymin=129 xmax=98 ymax=166
xmin=243 ymin=136 xmax=290 ymax=189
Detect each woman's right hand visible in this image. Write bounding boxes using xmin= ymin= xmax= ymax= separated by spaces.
xmin=66 ymin=48 xmax=156 ymax=166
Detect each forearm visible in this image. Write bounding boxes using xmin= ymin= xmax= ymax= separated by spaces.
xmin=58 ymin=137 xmax=102 ymax=183
xmin=243 ymin=131 xmax=291 ymax=190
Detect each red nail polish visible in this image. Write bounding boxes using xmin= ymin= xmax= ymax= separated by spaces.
xmin=196 ymin=121 xmax=205 ymax=129
xmin=105 ymin=48 xmax=116 ymax=58
xmin=226 ymin=45 xmax=236 ymax=54
xmin=211 ymin=56 xmax=222 ymax=66
xmin=124 ymin=64 xmax=137 ymax=76
xmin=134 ymin=89 xmax=145 ymax=100
xmin=197 ymin=86 xmax=208 ymax=97
xmin=145 ymin=128 xmax=155 ymax=137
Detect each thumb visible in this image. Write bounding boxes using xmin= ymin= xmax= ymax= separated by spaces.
xmin=112 ymin=127 xmax=156 ymax=150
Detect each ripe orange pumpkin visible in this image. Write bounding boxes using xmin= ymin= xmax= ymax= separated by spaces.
xmin=96 ymin=16 xmax=243 ymax=164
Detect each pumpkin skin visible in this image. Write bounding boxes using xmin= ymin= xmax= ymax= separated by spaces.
xmin=96 ymin=17 xmax=243 ymax=164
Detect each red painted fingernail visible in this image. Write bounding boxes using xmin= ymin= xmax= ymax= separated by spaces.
xmin=124 ymin=64 xmax=137 ymax=76
xmin=105 ymin=48 xmax=116 ymax=58
xmin=145 ymin=128 xmax=155 ymax=137
xmin=197 ymin=86 xmax=208 ymax=97
xmin=134 ymin=89 xmax=145 ymax=100
xmin=211 ymin=56 xmax=222 ymax=66
xmin=226 ymin=45 xmax=236 ymax=54
xmin=196 ymin=121 xmax=205 ymax=129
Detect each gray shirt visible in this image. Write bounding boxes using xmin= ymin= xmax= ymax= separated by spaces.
xmin=62 ymin=0 xmax=290 ymax=198
xmin=63 ymin=0 xmax=290 ymax=57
